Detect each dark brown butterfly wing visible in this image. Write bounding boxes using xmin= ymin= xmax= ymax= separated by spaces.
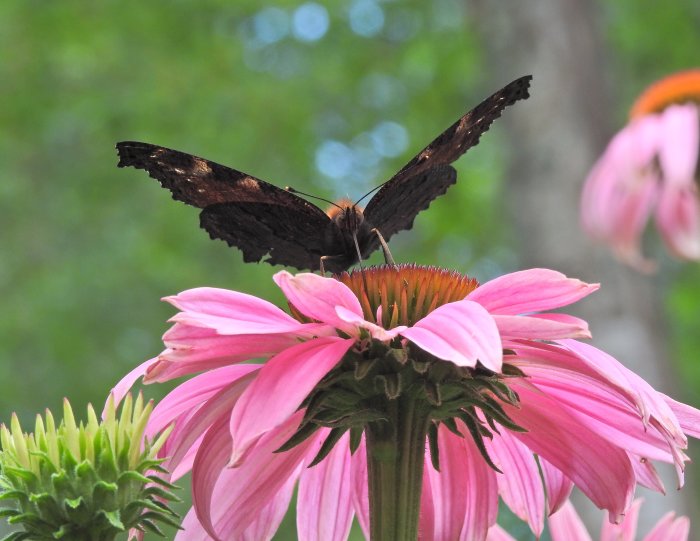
xmin=359 ymin=165 xmax=457 ymax=256
xmin=117 ymin=141 xmax=326 ymax=210
xmin=117 ymin=76 xmax=531 ymax=271
xmin=116 ymin=141 xmax=333 ymax=269
xmin=199 ymin=202 xmax=332 ymax=271
xmin=364 ymin=75 xmax=531 ymax=240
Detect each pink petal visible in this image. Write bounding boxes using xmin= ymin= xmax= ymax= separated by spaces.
xmin=581 ymin=115 xmax=659 ymax=237
xmin=607 ymin=170 xmax=659 ymax=272
xmin=335 ymin=305 xmax=407 ymax=341
xmin=422 ymin=423 xmax=498 ymax=541
xmin=167 ymin=370 xmax=259 ymax=474
xmin=237 ymin=474 xmax=298 ymax=541
xmin=144 ymin=354 xmax=250 ymax=383
xmin=654 ymin=104 xmax=700 ymax=260
xmin=146 ymin=366 xmax=258 ymax=480
xmin=165 ymin=287 xmax=305 ymax=334
xmin=146 ymin=364 xmax=259 ymax=441
xmin=150 ymin=323 xmax=309 ymax=382
xmin=191 ymin=415 xmax=231 ymax=541
xmin=580 ymin=130 xmax=659 ymax=272
xmin=630 ymin=456 xmax=665 ymax=494
xmin=167 ymin=433 xmax=200 ymax=481
xmin=297 ymin=433 xmax=354 ymax=541
xmin=511 ymin=357 xmax=677 ymax=462
xmin=467 ymin=269 xmax=599 ymax=315
xmin=401 ymin=299 xmax=502 ymax=372
xmin=558 ymin=341 xmax=684 ymax=432
xmin=657 ymin=104 xmax=699 ymax=188
xmin=614 ymin=115 xmax=663 ymax=170
xmin=539 ymin=458 xmax=573 ymax=515
xmin=485 ymin=524 xmax=517 ymax=541
xmin=193 ymin=410 xmax=317 ymax=540
xmin=274 ymin=271 xmax=363 ymax=334
xmin=229 ymin=336 xmax=354 ymax=465
xmin=177 ymin=507 xmax=214 ymax=541
xmin=655 ymin=183 xmax=700 ymax=260
xmin=643 ymin=512 xmax=690 ymax=541
xmin=581 ymin=152 xmax=622 ymax=239
xmin=663 ymin=394 xmax=700 ymax=438
xmin=350 ymin=438 xmax=370 ymax=539
xmin=547 ymin=500 xmax=593 ymax=541
xmin=163 ymin=320 xmax=325 ymax=351
xmin=486 ymin=429 xmax=545 ymax=536
xmin=419 ymin=460 xmax=436 ymax=541
xmin=561 ymin=340 xmax=688 ymax=456
xmin=505 ymin=380 xmax=635 ymax=520
xmin=512 ymin=345 xmax=688 ymax=484
xmin=600 ymin=498 xmax=641 ymax=541
xmin=582 ymin=152 xmax=629 ymax=240
xmin=493 ymin=313 xmax=591 ymax=340
xmin=104 ymin=357 xmax=155 ymax=416
xmin=592 ymin=116 xmax=664 ymax=270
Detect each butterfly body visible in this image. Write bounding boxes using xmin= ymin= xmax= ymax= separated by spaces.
xmin=117 ymin=75 xmax=532 ymax=272
xmin=322 ymin=201 xmax=374 ymax=270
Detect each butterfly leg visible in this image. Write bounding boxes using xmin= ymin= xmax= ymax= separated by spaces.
xmin=370 ymin=228 xmax=396 ymax=266
xmin=319 ymin=255 xmax=343 ymax=275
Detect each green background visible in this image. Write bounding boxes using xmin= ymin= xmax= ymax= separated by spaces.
xmin=1 ymin=1 xmax=699 ymax=539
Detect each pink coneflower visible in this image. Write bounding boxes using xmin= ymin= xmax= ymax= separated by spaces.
xmin=488 ymin=498 xmax=690 ymax=541
xmin=581 ymin=69 xmax=700 ymax=271
xmin=111 ymin=265 xmax=700 ymax=540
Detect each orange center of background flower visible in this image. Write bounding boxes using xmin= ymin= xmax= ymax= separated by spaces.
xmin=629 ymin=69 xmax=700 ymax=119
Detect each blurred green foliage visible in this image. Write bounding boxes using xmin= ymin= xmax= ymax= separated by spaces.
xmin=1 ymin=0 xmax=699 ymax=539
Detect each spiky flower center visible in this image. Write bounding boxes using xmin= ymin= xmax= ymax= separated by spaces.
xmin=336 ymin=263 xmax=479 ymax=327
xmin=629 ymin=69 xmax=700 ymax=119
xmin=0 ymin=395 xmax=180 ymax=541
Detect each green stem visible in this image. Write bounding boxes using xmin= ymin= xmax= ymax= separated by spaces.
xmin=365 ymin=396 xmax=431 ymax=541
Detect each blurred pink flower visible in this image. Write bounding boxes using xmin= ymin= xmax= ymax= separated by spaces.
xmin=581 ymin=70 xmax=700 ymax=271
xmin=488 ymin=498 xmax=690 ymax=541
xmin=110 ymin=266 xmax=700 ymax=540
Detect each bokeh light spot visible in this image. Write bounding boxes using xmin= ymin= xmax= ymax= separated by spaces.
xmin=351 ymin=132 xmax=382 ymax=168
xmin=292 ymin=3 xmax=330 ymax=42
xmin=349 ymin=0 xmax=385 ymax=37
xmin=316 ymin=140 xmax=354 ymax=179
xmin=251 ymin=7 xmax=290 ymax=46
xmin=371 ymin=121 xmax=409 ymax=158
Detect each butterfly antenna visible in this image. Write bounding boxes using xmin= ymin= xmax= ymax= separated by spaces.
xmin=286 ymin=186 xmax=343 ymax=211
xmin=353 ymin=181 xmax=388 ymax=208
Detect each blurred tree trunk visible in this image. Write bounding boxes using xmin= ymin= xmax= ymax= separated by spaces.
xmin=471 ymin=0 xmax=694 ymax=534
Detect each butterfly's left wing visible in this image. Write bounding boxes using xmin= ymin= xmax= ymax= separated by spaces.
xmin=116 ymin=141 xmax=334 ymax=270
xmin=364 ymin=75 xmax=531 ymax=240
xmin=116 ymin=141 xmax=323 ymax=210
xmin=200 ymin=201 xmax=334 ymax=271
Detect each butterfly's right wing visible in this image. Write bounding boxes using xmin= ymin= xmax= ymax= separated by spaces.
xmin=360 ymin=165 xmax=457 ymax=257
xmin=364 ymin=76 xmax=531 ymax=241
xmin=387 ymin=75 xmax=532 ymax=184
xmin=117 ymin=141 xmax=332 ymax=270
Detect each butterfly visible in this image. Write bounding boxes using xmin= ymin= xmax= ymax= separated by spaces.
xmin=116 ymin=75 xmax=531 ymax=273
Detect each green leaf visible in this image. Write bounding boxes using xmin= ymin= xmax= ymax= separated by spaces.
xmin=101 ymin=509 xmax=125 ymax=530
xmin=308 ymin=427 xmax=347 ymax=467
